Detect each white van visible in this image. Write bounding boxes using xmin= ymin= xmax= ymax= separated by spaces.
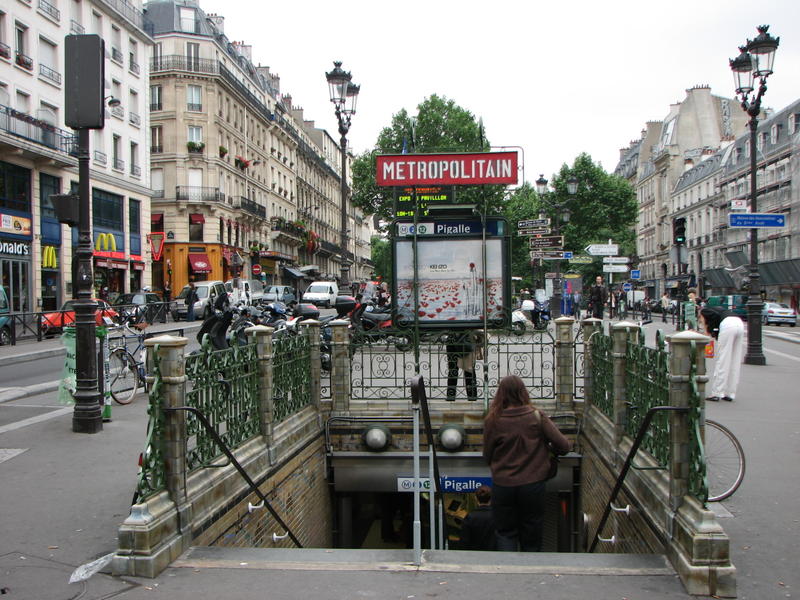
xmin=225 ymin=279 xmax=264 ymax=306
xmin=302 ymin=281 xmax=339 ymax=308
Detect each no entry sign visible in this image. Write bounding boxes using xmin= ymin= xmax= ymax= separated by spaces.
xmin=376 ymin=151 xmax=518 ymax=186
xmin=251 ymin=264 xmax=262 ymax=276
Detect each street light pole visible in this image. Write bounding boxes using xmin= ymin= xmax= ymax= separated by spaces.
xmin=325 ymin=62 xmax=360 ymax=290
xmin=729 ymin=25 xmax=779 ymax=366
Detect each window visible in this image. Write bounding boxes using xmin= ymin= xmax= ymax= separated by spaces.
xmin=151 ymin=213 xmax=163 ymax=232
xmin=91 ymin=11 xmax=101 ymax=36
xmin=186 ymin=42 xmax=199 ymax=70
xmin=188 ymin=126 xmax=202 ymax=143
xmin=770 ymin=124 xmax=779 ymax=144
xmin=150 ymin=126 xmax=162 ymax=153
xmin=38 ymin=37 xmax=59 ymax=84
xmin=129 ymin=142 xmax=139 ymax=176
xmin=189 ymin=214 xmax=203 ymax=241
xmin=112 ymin=135 xmax=123 ymax=170
xmin=180 ymin=7 xmax=196 ymax=33
xmin=151 ymin=168 xmax=163 ymax=196
xmin=744 ymin=140 xmax=750 ymax=158
xmin=790 ymin=113 xmax=800 ymax=135
xmin=187 ymin=85 xmax=201 ymax=111
xmin=128 ymin=90 xmax=139 ymax=125
xmin=152 ymin=42 xmax=162 ymax=69
xmin=92 ymin=189 xmax=123 ymax=230
xmin=150 ymin=85 xmax=162 ymax=111
xmin=128 ymin=39 xmax=138 ymax=73
xmin=129 ymin=199 xmax=140 ymax=235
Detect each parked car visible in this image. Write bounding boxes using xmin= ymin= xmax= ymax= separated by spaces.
xmin=263 ymin=285 xmax=297 ymax=305
xmin=705 ymin=295 xmax=747 ymax=319
xmin=113 ymin=292 xmax=168 ymax=323
xmin=302 ymin=281 xmax=339 ymax=308
xmin=172 ymin=281 xmax=227 ymax=321
xmin=762 ymin=302 xmax=797 ymax=326
xmin=0 ymin=286 xmax=11 ymax=345
xmin=41 ymin=299 xmax=119 ymax=335
xmin=225 ymin=279 xmax=265 ymax=306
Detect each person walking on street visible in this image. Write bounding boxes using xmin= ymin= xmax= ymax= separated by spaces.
xmin=185 ymin=282 xmax=199 ymax=322
xmin=661 ymin=292 xmax=670 ymax=323
xmin=700 ymin=305 xmax=745 ymax=402
xmin=588 ymin=276 xmax=607 ymax=319
xmin=446 ymin=331 xmax=479 ymax=401
xmin=483 ymin=375 xmax=571 ymax=551
xmin=572 ymin=291 xmax=582 ymax=318
xmin=459 ymin=485 xmax=497 ymax=551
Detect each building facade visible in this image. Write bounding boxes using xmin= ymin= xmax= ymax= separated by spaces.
xmin=0 ymin=0 xmax=153 ymax=314
xmin=145 ymin=0 xmax=372 ymax=299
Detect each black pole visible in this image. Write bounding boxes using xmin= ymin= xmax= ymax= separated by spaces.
xmin=339 ymin=130 xmax=349 ymax=288
xmin=744 ymin=116 xmax=766 ymax=364
xmin=72 ymin=128 xmax=102 ymax=433
xmin=552 ymin=217 xmax=562 ymax=319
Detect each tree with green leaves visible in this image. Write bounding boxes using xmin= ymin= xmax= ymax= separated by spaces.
xmin=351 ymin=95 xmax=505 ymax=222
xmin=503 ymin=153 xmax=637 ymax=290
xmin=370 ymin=235 xmax=391 ymax=281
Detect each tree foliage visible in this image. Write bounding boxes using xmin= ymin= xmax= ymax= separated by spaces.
xmin=351 ymin=95 xmax=505 ymax=221
xmin=370 ymin=236 xmax=391 ymax=281
xmin=503 ymin=153 xmax=637 ymax=290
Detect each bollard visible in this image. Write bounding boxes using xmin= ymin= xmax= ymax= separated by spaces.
xmin=301 ymin=320 xmax=323 ymax=410
xmin=246 ymin=325 xmax=274 ymax=441
xmin=330 ymin=320 xmax=351 ymax=412
xmin=554 ymin=316 xmax=575 ymax=412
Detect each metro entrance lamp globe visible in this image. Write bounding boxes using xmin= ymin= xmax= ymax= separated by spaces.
xmin=729 ymin=24 xmax=779 ymax=366
xmin=325 ymin=61 xmax=360 ymax=288
xmin=534 ymin=174 xmax=577 ymax=319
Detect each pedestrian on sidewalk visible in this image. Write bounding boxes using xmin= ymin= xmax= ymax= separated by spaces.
xmin=661 ymin=292 xmax=670 ymax=323
xmin=589 ymin=276 xmax=607 ymax=319
xmin=459 ymin=485 xmax=497 ymax=551
xmin=185 ymin=283 xmax=199 ymax=322
xmin=699 ymin=305 xmax=745 ymax=402
xmin=482 ymin=375 xmax=571 ymax=551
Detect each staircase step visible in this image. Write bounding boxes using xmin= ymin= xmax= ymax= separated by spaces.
xmin=175 ymin=546 xmax=674 ymax=576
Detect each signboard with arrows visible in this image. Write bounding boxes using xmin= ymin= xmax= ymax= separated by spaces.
xmin=602 ymin=264 xmax=629 ymax=273
xmin=530 ymin=251 xmax=573 ymax=260
xmin=528 ymin=236 xmax=564 ymax=249
xmin=518 ymin=218 xmax=550 ymax=228
xmin=585 ymin=243 xmax=619 ymax=256
xmin=602 ymin=256 xmax=629 ymax=264
xmin=517 ymin=227 xmax=551 ymax=236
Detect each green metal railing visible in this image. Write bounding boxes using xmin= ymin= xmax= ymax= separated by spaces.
xmin=590 ymin=330 xmax=613 ymax=418
xmin=185 ymin=338 xmax=260 ymax=471
xmin=687 ymin=342 xmax=709 ymax=503
xmin=624 ymin=330 xmax=670 ymax=467
xmin=272 ymin=332 xmax=313 ymax=422
xmin=136 ymin=346 xmax=167 ymax=501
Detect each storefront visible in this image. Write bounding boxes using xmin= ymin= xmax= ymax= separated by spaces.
xmin=258 ymin=250 xmax=294 ymax=286
xmin=40 ymin=244 xmax=60 ymax=311
xmin=0 ymin=238 xmax=32 ymax=313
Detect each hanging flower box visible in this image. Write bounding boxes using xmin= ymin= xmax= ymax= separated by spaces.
xmin=235 ymin=155 xmax=250 ymax=170
xmin=219 ymin=145 xmax=228 ymax=158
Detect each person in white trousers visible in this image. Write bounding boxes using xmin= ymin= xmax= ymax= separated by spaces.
xmin=699 ymin=306 xmax=745 ymax=402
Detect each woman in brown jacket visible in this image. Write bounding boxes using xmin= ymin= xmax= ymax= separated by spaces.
xmin=483 ymin=375 xmax=571 ymax=551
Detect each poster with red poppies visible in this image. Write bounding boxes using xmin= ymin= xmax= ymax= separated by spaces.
xmin=394 ymin=239 xmax=505 ymax=326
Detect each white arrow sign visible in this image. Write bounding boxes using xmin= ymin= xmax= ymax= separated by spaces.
xmin=603 ymin=264 xmax=629 ymax=273
xmin=586 ymin=244 xmax=618 ymax=256
xmin=603 ymin=256 xmax=629 ymax=264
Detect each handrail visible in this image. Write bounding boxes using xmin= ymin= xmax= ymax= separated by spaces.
xmin=163 ymin=405 xmax=302 ymax=548
xmin=588 ymin=405 xmax=687 ymax=553
xmin=410 ymin=375 xmax=449 ymax=548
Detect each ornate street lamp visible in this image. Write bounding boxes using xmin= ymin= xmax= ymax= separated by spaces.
xmin=729 ymin=25 xmax=779 ymax=365
xmin=326 ymin=61 xmax=360 ymax=288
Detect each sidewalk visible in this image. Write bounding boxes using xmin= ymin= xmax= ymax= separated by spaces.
xmin=1 ymin=317 xmax=798 ymax=599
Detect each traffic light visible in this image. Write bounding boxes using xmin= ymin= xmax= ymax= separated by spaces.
xmin=673 ymin=217 xmax=686 ymax=245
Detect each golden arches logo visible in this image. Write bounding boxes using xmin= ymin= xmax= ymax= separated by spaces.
xmin=42 ymin=245 xmax=58 ymax=269
xmin=95 ymin=233 xmax=117 ymax=252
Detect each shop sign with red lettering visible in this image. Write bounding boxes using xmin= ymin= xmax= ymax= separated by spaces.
xmin=376 ymin=151 xmax=518 ymax=186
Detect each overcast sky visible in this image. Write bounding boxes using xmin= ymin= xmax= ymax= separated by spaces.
xmin=197 ymin=0 xmax=799 ymax=184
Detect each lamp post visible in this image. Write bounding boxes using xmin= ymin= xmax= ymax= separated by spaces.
xmin=729 ymin=25 xmax=779 ymax=366
xmin=535 ymin=174 xmax=577 ymax=319
xmin=325 ymin=61 xmax=360 ymax=289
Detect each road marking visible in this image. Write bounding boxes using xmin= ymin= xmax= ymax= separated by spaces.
xmin=764 ymin=348 xmax=800 ymax=362
xmin=0 ymin=407 xmax=72 ymax=435
xmin=0 ymin=448 xmax=28 ymax=464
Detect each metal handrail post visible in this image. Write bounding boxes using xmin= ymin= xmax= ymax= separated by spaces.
xmin=412 ymin=398 xmax=421 ymax=564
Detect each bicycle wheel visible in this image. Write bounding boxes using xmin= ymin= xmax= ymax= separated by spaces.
xmin=705 ymin=419 xmax=746 ymax=502
xmin=109 ymin=348 xmax=139 ymax=405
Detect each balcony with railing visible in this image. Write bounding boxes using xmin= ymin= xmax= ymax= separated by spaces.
xmin=150 ymin=145 xmax=163 ymax=154
xmin=111 ymin=105 xmax=124 ymax=119
xmin=270 ymin=217 xmax=305 ymax=246
xmin=187 ymin=103 xmax=202 ymax=112
xmin=94 ymin=150 xmax=107 ymax=165
xmin=152 ymin=189 xmax=165 ymax=199
xmin=70 ymin=20 xmax=85 ymax=34
xmin=0 ymin=104 xmax=78 ymax=156
xmin=129 ymin=112 xmax=141 ymax=126
xmin=131 ymin=165 xmax=141 ymax=177
xmin=129 ymin=58 xmax=140 ymax=74
xmin=176 ymin=186 xmax=225 ymax=203
xmin=38 ymin=0 xmax=61 ymax=20
xmin=39 ymin=64 xmax=61 ymax=85
xmin=149 ymin=102 xmax=162 ymax=111
xmin=150 ymin=55 xmax=217 ymax=74
xmin=111 ymin=47 xmax=124 ymax=64
xmin=97 ymin=0 xmax=153 ymax=35
xmin=235 ymin=197 xmax=267 ymax=219
xmin=15 ymin=52 xmax=34 ymax=71
xmin=113 ymin=158 xmax=125 ymax=171
xmin=0 ymin=43 xmax=10 ymax=60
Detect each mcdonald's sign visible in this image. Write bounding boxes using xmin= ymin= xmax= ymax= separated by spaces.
xmin=42 ymin=245 xmax=58 ymax=269
xmin=95 ymin=233 xmax=117 ymax=252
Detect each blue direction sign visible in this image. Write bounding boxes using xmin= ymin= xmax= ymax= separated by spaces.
xmin=728 ymin=213 xmax=786 ymax=228
xmin=630 ymin=269 xmax=641 ymax=280
xmin=622 ymin=283 xmax=632 ymax=292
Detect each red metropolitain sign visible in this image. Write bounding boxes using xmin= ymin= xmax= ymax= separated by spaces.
xmin=376 ymin=151 xmax=519 ymax=187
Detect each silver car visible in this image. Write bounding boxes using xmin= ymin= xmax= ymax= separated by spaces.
xmin=762 ymin=302 xmax=797 ymax=326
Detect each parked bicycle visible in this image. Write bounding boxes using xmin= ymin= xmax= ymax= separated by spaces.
xmin=108 ymin=321 xmax=148 ymax=404
xmin=705 ymin=419 xmax=745 ymax=502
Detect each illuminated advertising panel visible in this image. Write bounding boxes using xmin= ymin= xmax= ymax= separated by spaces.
xmin=377 ymin=151 xmax=518 ymax=187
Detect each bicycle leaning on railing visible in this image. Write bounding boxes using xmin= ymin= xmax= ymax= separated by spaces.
xmin=107 ymin=322 xmax=148 ymax=404
xmin=704 ymin=419 xmax=745 ymax=502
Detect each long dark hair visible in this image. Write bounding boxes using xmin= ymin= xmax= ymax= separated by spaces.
xmin=486 ymin=375 xmax=532 ymax=425
xmin=699 ymin=306 xmax=728 ymax=339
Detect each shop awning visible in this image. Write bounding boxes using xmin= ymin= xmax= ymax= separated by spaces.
xmin=189 ymin=213 xmax=205 ymax=224
xmin=284 ymin=267 xmax=305 ymax=279
xmin=188 ymin=253 xmax=212 ymax=273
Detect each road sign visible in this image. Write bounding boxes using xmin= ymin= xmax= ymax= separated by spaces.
xmin=630 ymin=269 xmax=641 ymax=280
xmin=517 ymin=227 xmax=551 ymax=236
xmin=728 ymin=213 xmax=786 ymax=228
xmin=602 ymin=256 xmax=629 ymax=264
xmin=530 ymin=250 xmax=572 ymax=260
xmin=518 ymin=218 xmax=550 ymax=228
xmin=528 ymin=236 xmax=564 ymax=249
xmin=603 ymin=264 xmax=629 ymax=273
xmin=251 ymin=264 xmax=262 ymax=276
xmin=568 ymin=255 xmax=593 ymax=264
xmin=585 ymin=243 xmax=619 ymax=256
xmin=622 ymin=283 xmax=633 ymax=292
